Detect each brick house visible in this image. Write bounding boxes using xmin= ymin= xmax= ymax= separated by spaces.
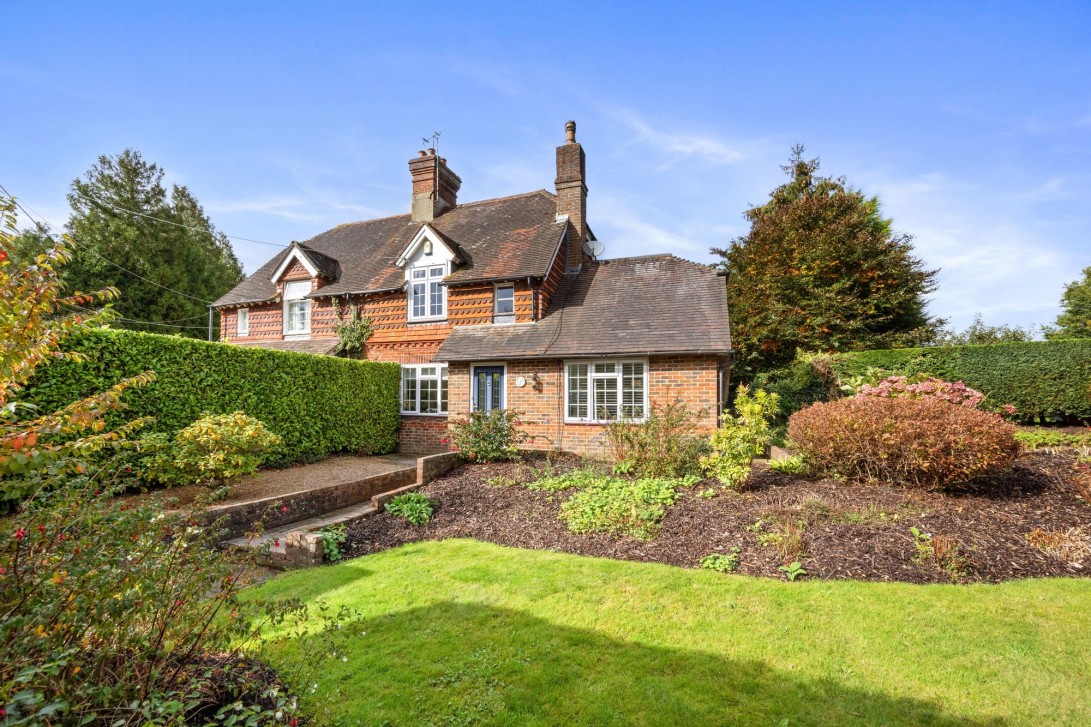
xmin=212 ymin=121 xmax=732 ymax=456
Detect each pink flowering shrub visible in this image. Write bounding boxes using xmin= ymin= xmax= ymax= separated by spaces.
xmin=857 ymin=375 xmax=986 ymax=409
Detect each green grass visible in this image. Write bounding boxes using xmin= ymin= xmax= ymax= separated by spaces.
xmin=252 ymin=539 xmax=1091 ymax=726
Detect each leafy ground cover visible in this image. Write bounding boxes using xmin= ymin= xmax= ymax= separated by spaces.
xmin=343 ymin=452 xmax=1091 ymax=583
xmin=253 ymin=539 xmax=1091 ymax=726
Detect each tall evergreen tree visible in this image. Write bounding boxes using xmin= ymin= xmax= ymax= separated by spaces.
xmin=63 ymin=149 xmax=243 ymax=338
xmin=1045 ymin=266 xmax=1091 ymax=339
xmin=713 ymin=147 xmax=941 ymax=380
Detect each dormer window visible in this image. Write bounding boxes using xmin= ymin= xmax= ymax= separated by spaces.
xmin=494 ymin=284 xmax=515 ymax=324
xmin=409 ymin=264 xmax=446 ymax=321
xmin=283 ymin=280 xmax=311 ymax=336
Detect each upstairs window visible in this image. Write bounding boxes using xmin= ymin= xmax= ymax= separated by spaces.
xmin=401 ymin=364 xmax=448 ymax=415
xmin=408 ymin=265 xmax=446 ymax=321
xmin=237 ymin=308 xmax=249 ymax=336
xmin=565 ymin=360 xmax=647 ymax=423
xmin=493 ymin=284 xmax=515 ymax=324
xmin=283 ymin=280 xmax=311 ymax=336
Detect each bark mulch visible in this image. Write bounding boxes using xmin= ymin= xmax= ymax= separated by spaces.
xmin=343 ymin=451 xmax=1091 ymax=584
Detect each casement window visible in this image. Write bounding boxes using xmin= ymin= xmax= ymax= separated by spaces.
xmin=236 ymin=308 xmax=249 ymax=336
xmin=401 ymin=364 xmax=448 ymax=415
xmin=408 ymin=264 xmax=446 ymax=321
xmin=493 ymin=284 xmax=515 ymax=324
xmin=565 ymin=360 xmax=648 ymax=423
xmin=283 ymin=280 xmax=311 ymax=336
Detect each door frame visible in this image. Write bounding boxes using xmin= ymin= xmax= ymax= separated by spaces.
xmin=470 ymin=362 xmax=507 ymax=412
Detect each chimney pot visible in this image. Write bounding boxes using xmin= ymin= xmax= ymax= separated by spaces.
xmin=418 ymin=150 xmax=427 ymax=157
xmin=427 ymin=148 xmax=436 ymax=156
xmin=565 ymin=120 xmax=576 ymax=143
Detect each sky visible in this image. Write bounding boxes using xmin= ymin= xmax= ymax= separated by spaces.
xmin=3 ymin=1 xmax=1089 ymax=331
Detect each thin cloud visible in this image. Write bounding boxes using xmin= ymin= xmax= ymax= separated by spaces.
xmin=602 ymin=106 xmax=744 ymax=166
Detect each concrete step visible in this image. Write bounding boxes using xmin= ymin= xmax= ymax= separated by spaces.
xmin=223 ymin=500 xmax=378 ymax=553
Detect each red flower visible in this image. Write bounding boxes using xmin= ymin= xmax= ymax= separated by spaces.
xmin=281 ymin=505 xmax=289 ymax=513
xmin=15 ymin=529 xmax=25 ymax=541
xmin=515 ymin=420 xmax=522 ymax=426
xmin=38 ymin=524 xmax=45 ymax=535
xmin=274 ymin=538 xmax=280 ymax=547
xmin=291 ymin=719 xmax=298 ymax=727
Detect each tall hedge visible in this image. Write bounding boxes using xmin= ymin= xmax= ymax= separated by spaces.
xmin=752 ymin=340 xmax=1091 ymax=424
xmin=20 ymin=329 xmax=402 ymax=465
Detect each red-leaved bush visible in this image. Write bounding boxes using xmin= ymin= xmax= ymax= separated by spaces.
xmin=788 ymin=397 xmax=1019 ymax=489
xmin=857 ymin=375 xmax=985 ymax=409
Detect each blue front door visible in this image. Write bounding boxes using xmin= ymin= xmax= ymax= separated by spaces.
xmin=473 ymin=366 xmax=504 ymax=412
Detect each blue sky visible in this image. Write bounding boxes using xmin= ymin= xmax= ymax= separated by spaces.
xmin=4 ymin=1 xmax=1089 ymax=330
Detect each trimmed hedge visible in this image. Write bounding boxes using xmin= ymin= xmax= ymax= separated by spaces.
xmin=20 ymin=329 xmax=401 ymax=465
xmin=752 ymin=340 xmax=1091 ymax=424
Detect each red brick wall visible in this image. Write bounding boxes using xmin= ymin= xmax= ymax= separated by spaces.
xmin=398 ymin=415 xmax=449 ymax=454
xmin=446 ymin=355 xmax=723 ymax=458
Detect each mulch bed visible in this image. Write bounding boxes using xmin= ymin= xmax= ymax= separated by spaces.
xmin=342 ymin=451 xmax=1091 ymax=584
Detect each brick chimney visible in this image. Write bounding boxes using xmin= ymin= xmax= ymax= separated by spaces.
xmin=555 ymin=120 xmax=588 ymax=273
xmin=409 ymin=148 xmax=462 ymax=223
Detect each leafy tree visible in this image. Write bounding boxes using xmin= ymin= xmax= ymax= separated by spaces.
xmin=936 ymin=314 xmax=1035 ymax=345
xmin=713 ymin=147 xmax=941 ymax=380
xmin=62 ymin=149 xmax=243 ymax=338
xmin=1046 ymin=266 xmax=1091 ymax=339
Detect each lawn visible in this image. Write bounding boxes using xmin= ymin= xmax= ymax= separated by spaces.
xmin=252 ymin=538 xmax=1091 ymax=726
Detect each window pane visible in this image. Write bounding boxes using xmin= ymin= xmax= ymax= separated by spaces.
xmin=284 ymin=280 xmax=310 ymax=299
xmin=567 ymin=364 xmax=589 ymax=419
xmin=420 ymin=378 xmax=439 ymax=414
xmin=440 ymin=372 xmax=448 ymax=413
xmin=594 ymin=377 xmax=618 ymax=420
xmin=412 ymin=283 xmax=425 ymax=317
xmin=401 ymin=368 xmax=417 ymax=412
xmin=429 ymin=281 xmax=444 ymax=316
xmin=237 ymin=309 xmax=248 ymax=334
xmin=412 ymin=269 xmax=426 ymax=279
xmin=622 ymin=363 xmax=645 ymax=418
xmin=287 ymin=301 xmax=309 ymax=332
xmin=429 ymin=266 xmax=444 ymax=278
xmin=593 ymin=363 xmax=616 ymax=376
xmin=495 ymin=286 xmax=515 ymax=315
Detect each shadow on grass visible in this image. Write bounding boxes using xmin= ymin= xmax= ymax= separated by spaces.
xmin=284 ymin=600 xmax=1005 ymax=726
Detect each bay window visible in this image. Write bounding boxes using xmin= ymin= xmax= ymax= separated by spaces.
xmin=283 ymin=281 xmax=311 ymax=336
xmin=408 ymin=264 xmax=446 ymax=321
xmin=401 ymin=364 xmax=448 ymax=415
xmin=565 ymin=360 xmax=647 ymax=423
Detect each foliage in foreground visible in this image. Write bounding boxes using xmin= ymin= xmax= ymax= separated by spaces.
xmin=788 ymin=396 xmax=1020 ymax=489
xmin=1015 ymin=428 xmax=1091 ymax=450
xmin=0 ymin=195 xmax=350 ymax=724
xmin=448 ymin=409 xmax=529 ymax=462
xmin=558 ymin=473 xmax=697 ymax=540
xmin=385 ymin=492 xmax=437 ymax=526
xmin=605 ymin=401 xmax=709 ymax=477
xmin=701 ymin=386 xmax=779 ymax=489
xmin=20 ymin=327 xmax=402 ymax=466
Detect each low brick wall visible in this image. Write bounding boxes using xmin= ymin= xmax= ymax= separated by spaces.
xmin=208 ymin=466 xmax=416 ymax=538
xmin=417 ymin=450 xmax=460 ymax=483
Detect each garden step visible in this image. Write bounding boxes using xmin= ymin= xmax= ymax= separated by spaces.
xmin=223 ymin=500 xmax=378 ymax=553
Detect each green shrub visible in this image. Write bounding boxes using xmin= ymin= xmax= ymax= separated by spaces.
xmin=1014 ymin=428 xmax=1091 ymax=450
xmin=449 ymin=409 xmax=528 ymax=462
xmin=19 ymin=328 xmax=401 ymax=466
xmin=558 ymin=474 xmax=696 ymax=540
xmin=751 ymin=354 xmax=837 ymax=420
xmin=769 ymin=454 xmax=808 ymax=475
xmin=145 ymin=411 xmax=281 ymax=488
xmin=386 ymin=491 xmax=437 ymax=525
xmin=830 ymin=340 xmax=1091 ymax=424
xmin=700 ymin=548 xmax=741 ymax=573
xmin=604 ymin=401 xmax=710 ymax=477
xmin=318 ymin=523 xmax=348 ymax=561
xmin=526 ymin=467 xmax=606 ymax=493
xmin=701 ymin=386 xmax=780 ymax=489
xmin=788 ymin=397 xmax=1020 ymax=489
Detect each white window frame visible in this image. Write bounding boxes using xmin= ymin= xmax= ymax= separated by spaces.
xmin=407 ymin=263 xmax=448 ymax=322
xmin=236 ymin=307 xmax=249 ymax=336
xmin=283 ymin=280 xmax=311 ymax=337
xmin=401 ymin=363 xmax=449 ymax=416
xmin=493 ymin=284 xmax=515 ymax=324
xmin=563 ymin=359 xmax=649 ymax=424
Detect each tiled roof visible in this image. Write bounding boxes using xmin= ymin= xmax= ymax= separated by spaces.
xmin=434 ymin=255 xmax=731 ymax=361
xmin=230 ymin=338 xmax=341 ymax=355
xmin=296 ymin=243 xmax=341 ymax=280
xmin=213 ymin=191 xmax=565 ymax=307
